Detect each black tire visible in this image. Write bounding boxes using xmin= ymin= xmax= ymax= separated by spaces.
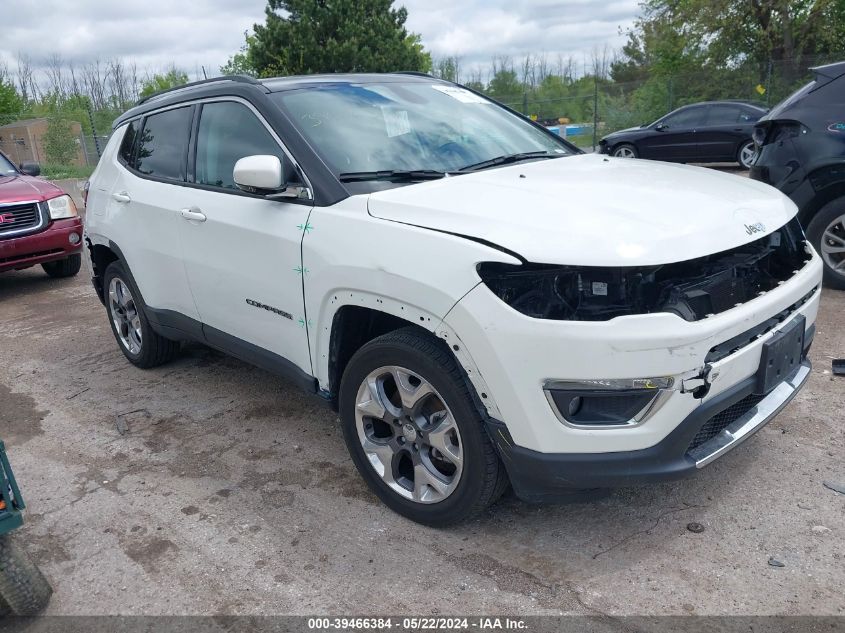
xmin=611 ymin=143 xmax=638 ymax=159
xmin=41 ymin=253 xmax=81 ymax=278
xmin=0 ymin=534 xmax=53 ymax=615
xmin=103 ymin=261 xmax=180 ymax=368
xmin=339 ymin=328 xmax=508 ymax=526
xmin=806 ymin=198 xmax=845 ymax=290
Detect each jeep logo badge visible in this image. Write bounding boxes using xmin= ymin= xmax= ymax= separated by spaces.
xmin=744 ymin=222 xmax=765 ymax=235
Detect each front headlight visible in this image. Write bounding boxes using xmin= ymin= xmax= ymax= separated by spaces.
xmin=477 ymin=262 xmax=646 ymax=321
xmin=46 ymin=195 xmax=78 ymax=220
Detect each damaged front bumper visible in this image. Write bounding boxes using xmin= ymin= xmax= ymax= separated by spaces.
xmin=487 ymin=355 xmax=811 ymax=502
xmin=442 ymin=245 xmax=823 ymax=498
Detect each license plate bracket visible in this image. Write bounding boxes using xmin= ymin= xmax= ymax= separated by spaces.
xmin=755 ymin=315 xmax=805 ymax=395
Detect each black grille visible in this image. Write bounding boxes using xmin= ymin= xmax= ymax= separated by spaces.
xmin=0 ymin=202 xmax=42 ymax=237
xmin=688 ymin=393 xmax=765 ymax=451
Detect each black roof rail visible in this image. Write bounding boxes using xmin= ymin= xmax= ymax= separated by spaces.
xmin=391 ymin=71 xmax=435 ymax=78
xmin=136 ymin=75 xmax=265 ymax=105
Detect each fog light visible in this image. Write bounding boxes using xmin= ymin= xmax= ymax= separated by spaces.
xmin=69 ymin=233 xmax=80 ymax=245
xmin=544 ymin=377 xmax=673 ymax=428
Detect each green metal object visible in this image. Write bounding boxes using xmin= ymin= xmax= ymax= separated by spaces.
xmin=0 ymin=441 xmax=25 ymax=535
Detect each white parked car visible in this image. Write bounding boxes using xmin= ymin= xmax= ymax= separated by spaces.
xmin=84 ymin=74 xmax=822 ymax=525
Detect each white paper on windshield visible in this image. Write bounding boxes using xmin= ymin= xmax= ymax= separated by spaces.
xmin=431 ymin=85 xmax=490 ymax=103
xmin=381 ymin=107 xmax=411 ymax=137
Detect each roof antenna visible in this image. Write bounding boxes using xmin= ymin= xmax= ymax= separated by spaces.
xmin=201 ymin=65 xmax=208 ymax=80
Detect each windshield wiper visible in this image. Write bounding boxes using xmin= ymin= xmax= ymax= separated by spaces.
xmin=339 ymin=169 xmax=447 ymax=183
xmin=457 ymin=151 xmax=559 ymax=172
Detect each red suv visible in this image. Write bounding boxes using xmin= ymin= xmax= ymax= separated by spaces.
xmin=0 ymin=151 xmax=83 ymax=277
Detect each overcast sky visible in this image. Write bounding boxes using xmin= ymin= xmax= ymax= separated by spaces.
xmin=2 ymin=0 xmax=639 ymax=81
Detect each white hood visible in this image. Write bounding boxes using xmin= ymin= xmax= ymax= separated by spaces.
xmin=367 ymin=154 xmax=798 ymax=266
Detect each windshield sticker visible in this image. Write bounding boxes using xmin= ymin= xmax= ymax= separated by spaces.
xmin=431 ymin=85 xmax=490 ymax=104
xmin=828 ymin=122 xmax=845 ymax=133
xmin=381 ymin=107 xmax=411 ymax=137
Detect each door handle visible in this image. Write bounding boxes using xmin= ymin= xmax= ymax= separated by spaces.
xmin=112 ymin=191 xmax=131 ymax=204
xmin=180 ymin=208 xmax=207 ymax=222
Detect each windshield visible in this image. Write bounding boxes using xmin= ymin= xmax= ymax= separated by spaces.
xmin=0 ymin=153 xmax=17 ymax=176
xmin=272 ymin=81 xmax=573 ymax=181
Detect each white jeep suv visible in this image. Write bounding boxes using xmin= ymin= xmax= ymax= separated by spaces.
xmin=85 ymin=74 xmax=822 ymax=525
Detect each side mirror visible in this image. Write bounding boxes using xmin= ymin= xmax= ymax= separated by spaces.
xmin=655 ymin=123 xmax=668 ymax=132
xmin=20 ymin=161 xmax=41 ymax=177
xmin=233 ymin=154 xmax=310 ymax=200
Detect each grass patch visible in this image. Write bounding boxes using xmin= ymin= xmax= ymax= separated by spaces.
xmin=39 ymin=164 xmax=95 ymax=180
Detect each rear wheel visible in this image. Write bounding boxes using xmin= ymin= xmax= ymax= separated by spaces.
xmin=339 ymin=328 xmax=508 ymax=526
xmin=41 ymin=253 xmax=81 ymax=278
xmin=0 ymin=534 xmax=53 ymax=615
xmin=737 ymin=140 xmax=756 ymax=169
xmin=612 ymin=143 xmax=638 ymax=159
xmin=103 ymin=261 xmax=180 ymax=368
xmin=807 ymin=199 xmax=845 ymax=290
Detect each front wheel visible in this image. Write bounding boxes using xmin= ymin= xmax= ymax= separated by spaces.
xmin=611 ymin=143 xmax=638 ymax=159
xmin=339 ymin=328 xmax=508 ymax=526
xmin=41 ymin=253 xmax=81 ymax=278
xmin=737 ymin=140 xmax=756 ymax=169
xmin=807 ymin=198 xmax=845 ymax=290
xmin=0 ymin=534 xmax=53 ymax=615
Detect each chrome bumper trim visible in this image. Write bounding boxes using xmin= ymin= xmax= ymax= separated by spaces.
xmin=690 ymin=360 xmax=811 ymax=468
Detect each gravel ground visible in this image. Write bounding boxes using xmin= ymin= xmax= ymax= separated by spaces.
xmin=0 ymin=203 xmax=843 ymax=617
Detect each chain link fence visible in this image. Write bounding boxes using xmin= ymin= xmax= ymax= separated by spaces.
xmin=489 ymin=55 xmax=841 ymax=150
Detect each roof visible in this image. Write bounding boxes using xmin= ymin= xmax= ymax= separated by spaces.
xmin=0 ymin=118 xmax=48 ymax=130
xmin=114 ymin=72 xmax=446 ymax=129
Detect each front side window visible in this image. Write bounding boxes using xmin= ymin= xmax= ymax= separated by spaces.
xmin=271 ymin=81 xmax=572 ymax=178
xmin=195 ymin=101 xmax=286 ymax=190
xmin=135 ymin=106 xmax=192 ymax=181
xmin=662 ymin=107 xmax=705 ymax=128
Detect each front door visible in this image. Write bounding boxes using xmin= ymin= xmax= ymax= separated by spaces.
xmin=178 ymin=99 xmax=314 ymax=376
xmin=639 ymin=105 xmax=708 ymax=162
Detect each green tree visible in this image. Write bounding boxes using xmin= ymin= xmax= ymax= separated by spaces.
xmin=139 ymin=69 xmax=190 ymax=98
xmin=222 ymin=34 xmax=258 ymax=76
xmin=0 ymin=78 xmax=24 ymax=126
xmin=43 ymin=117 xmax=79 ymax=165
xmin=486 ymin=69 xmax=522 ymax=102
xmin=247 ymin=0 xmax=431 ymax=76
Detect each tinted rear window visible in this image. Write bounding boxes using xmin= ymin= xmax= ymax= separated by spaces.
xmin=118 ymin=121 xmax=139 ymax=166
xmin=135 ymin=107 xmax=193 ymax=181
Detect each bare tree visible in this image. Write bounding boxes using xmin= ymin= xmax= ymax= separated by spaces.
xmin=80 ymin=59 xmax=108 ymax=109
xmin=15 ymin=53 xmax=37 ymax=102
xmin=44 ymin=53 xmax=68 ymax=99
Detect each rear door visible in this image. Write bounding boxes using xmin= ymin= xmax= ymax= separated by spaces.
xmin=638 ymin=105 xmax=708 ymax=161
xmin=104 ymin=107 xmax=200 ymax=321
xmin=695 ymin=104 xmax=751 ymax=161
xmin=177 ymin=98 xmax=314 ymax=376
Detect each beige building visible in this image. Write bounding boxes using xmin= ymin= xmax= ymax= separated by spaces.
xmin=0 ymin=117 xmax=86 ymax=167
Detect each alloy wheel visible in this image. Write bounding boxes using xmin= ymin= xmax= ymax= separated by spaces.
xmin=820 ymin=213 xmax=845 ymax=276
xmin=108 ymin=277 xmax=142 ymax=355
xmin=613 ymin=146 xmax=636 ymax=158
xmin=354 ymin=366 xmax=463 ymax=504
xmin=739 ymin=142 xmax=756 ymax=168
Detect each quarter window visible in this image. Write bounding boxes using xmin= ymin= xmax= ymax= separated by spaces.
xmin=118 ymin=120 xmax=139 ymax=166
xmin=135 ymin=107 xmax=192 ymax=181
xmin=195 ymin=101 xmax=286 ymax=190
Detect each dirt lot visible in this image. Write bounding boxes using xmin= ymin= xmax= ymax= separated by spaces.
xmin=1 ymin=240 xmax=844 ymax=617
